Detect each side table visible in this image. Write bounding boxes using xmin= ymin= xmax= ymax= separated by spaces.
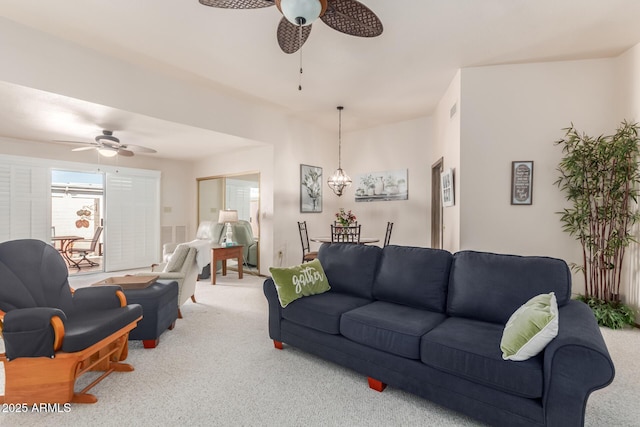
xmin=211 ymin=245 xmax=244 ymax=285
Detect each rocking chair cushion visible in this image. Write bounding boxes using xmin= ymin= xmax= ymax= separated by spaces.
xmin=72 ymin=285 xmax=125 ymax=313
xmin=61 ymin=305 xmax=143 ymax=353
xmin=2 ymin=307 xmax=67 ymax=359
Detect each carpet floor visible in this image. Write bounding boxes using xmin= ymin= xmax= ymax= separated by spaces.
xmin=1 ymin=273 xmax=638 ymax=426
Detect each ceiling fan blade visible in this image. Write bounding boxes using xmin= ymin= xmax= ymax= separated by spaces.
xmin=199 ymin=0 xmax=275 ymax=9
xmin=321 ymin=0 xmax=383 ymax=38
xmin=277 ymin=17 xmax=312 ymax=54
xmin=124 ymin=144 xmax=157 ymax=154
xmin=117 ymin=149 xmax=134 ymax=157
xmin=71 ymin=146 xmax=97 ymax=152
xmin=54 ymin=139 xmax=96 ymax=145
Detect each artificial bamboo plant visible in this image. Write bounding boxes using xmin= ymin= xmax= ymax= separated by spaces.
xmin=555 ymin=120 xmax=640 ymax=328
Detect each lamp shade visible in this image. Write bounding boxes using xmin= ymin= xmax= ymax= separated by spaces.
xmin=279 ymin=0 xmax=322 ymax=26
xmin=218 ymin=209 xmax=238 ymax=224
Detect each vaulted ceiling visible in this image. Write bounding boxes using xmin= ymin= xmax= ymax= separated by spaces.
xmin=2 ymin=0 xmax=640 ymax=160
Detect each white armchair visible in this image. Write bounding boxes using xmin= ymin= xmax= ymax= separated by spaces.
xmin=162 ymin=221 xmax=225 ymax=279
xmin=139 ymin=245 xmax=198 ymax=318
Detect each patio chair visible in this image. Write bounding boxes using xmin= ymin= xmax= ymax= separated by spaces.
xmin=0 ymin=239 xmax=142 ymax=404
xmin=68 ymin=226 xmax=103 ymax=269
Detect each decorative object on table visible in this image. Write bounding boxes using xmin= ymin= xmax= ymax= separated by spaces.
xmin=335 ymin=208 xmax=356 ymax=226
xmin=555 ymin=120 xmax=640 ymax=328
xmin=510 ymin=161 xmax=534 ymax=205
xmin=300 ymin=164 xmax=323 ymax=212
xmin=327 ymin=106 xmax=352 ymax=196
xmin=355 ymin=169 xmax=408 ymax=202
xmin=218 ymin=209 xmax=239 ymax=246
xmin=440 ymin=168 xmax=454 ymax=207
xmin=92 ymin=275 xmax=159 ymax=289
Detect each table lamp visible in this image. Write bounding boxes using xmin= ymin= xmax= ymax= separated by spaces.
xmin=218 ymin=209 xmax=238 ymax=246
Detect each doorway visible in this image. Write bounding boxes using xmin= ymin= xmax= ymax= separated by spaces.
xmin=198 ymin=172 xmax=260 ymax=273
xmin=51 ymin=170 xmax=105 ymax=275
xmin=431 ymin=158 xmax=443 ymax=249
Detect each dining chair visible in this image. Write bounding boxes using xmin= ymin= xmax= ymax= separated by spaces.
xmin=68 ymin=226 xmax=103 ymax=268
xmin=331 ymin=224 xmax=361 ymax=243
xmin=298 ymin=221 xmax=318 ymax=262
xmin=384 ymin=222 xmax=394 ymax=247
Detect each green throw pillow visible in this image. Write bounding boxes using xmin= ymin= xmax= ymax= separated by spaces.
xmin=500 ymin=292 xmax=559 ymax=361
xmin=269 ymin=259 xmax=331 ymax=308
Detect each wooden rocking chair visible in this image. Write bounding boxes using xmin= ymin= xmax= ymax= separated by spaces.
xmin=0 ymin=239 xmax=143 ymax=404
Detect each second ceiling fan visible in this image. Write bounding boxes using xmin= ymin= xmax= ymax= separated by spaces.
xmin=63 ymin=130 xmax=157 ymax=157
xmin=198 ymin=0 xmax=383 ymax=54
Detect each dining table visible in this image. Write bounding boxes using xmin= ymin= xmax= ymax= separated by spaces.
xmin=310 ymin=236 xmax=380 ymax=244
xmin=52 ymin=235 xmax=84 ymax=267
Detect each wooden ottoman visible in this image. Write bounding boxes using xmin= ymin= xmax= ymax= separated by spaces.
xmin=124 ymin=281 xmax=179 ymax=349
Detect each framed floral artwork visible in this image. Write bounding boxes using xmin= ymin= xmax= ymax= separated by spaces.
xmin=300 ymin=164 xmax=322 ymax=213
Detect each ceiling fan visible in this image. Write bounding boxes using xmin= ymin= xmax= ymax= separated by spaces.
xmin=59 ymin=130 xmax=157 ymax=157
xmin=198 ymin=0 xmax=384 ymax=54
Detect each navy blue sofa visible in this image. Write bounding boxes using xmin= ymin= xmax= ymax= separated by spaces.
xmin=263 ymin=243 xmax=615 ymax=427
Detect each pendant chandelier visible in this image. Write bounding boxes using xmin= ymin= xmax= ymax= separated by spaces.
xmin=327 ymin=106 xmax=352 ymax=196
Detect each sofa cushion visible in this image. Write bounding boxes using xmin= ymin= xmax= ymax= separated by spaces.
xmin=501 ymin=292 xmax=559 ymax=361
xmin=421 ymin=317 xmax=544 ymax=398
xmin=341 ymin=301 xmax=446 ymax=359
xmin=269 ymin=259 xmax=330 ymax=308
xmin=318 ymin=243 xmax=381 ymax=299
xmin=447 ymin=251 xmax=571 ymax=324
xmin=373 ymin=246 xmax=452 ymax=312
xmin=282 ymin=292 xmax=371 ymax=335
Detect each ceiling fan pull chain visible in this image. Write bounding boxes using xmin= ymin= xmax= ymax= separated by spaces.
xmin=298 ymin=22 xmax=303 ymax=91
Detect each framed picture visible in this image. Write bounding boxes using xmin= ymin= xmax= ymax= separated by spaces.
xmin=511 ymin=161 xmax=534 ymax=205
xmin=441 ymin=168 xmax=454 ymax=207
xmin=354 ymin=169 xmax=408 ymax=202
xmin=300 ymin=164 xmax=322 ymax=213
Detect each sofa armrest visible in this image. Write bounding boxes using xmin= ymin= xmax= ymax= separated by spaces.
xmin=73 ymin=285 xmax=126 ymax=310
xmin=2 ymin=307 xmax=67 ymax=359
xmin=263 ymin=278 xmax=283 ymax=342
xmin=542 ymin=300 xmax=615 ymax=427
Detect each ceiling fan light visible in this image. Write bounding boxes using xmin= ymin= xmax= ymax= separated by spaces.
xmin=280 ymin=0 xmax=322 ymax=26
xmin=97 ymin=147 xmax=118 ymax=158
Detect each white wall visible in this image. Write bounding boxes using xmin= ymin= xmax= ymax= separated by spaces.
xmin=616 ymin=42 xmax=640 ymax=315
xmin=458 ymin=59 xmax=619 ymax=295
xmin=433 ymin=71 xmax=461 ymax=252
xmin=343 ymin=117 xmax=433 ymax=247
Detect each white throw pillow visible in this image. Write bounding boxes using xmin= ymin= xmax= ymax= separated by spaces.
xmin=164 ymin=244 xmax=190 ymax=273
xmin=500 ymin=292 xmax=559 ymax=361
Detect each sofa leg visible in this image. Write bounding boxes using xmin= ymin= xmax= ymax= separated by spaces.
xmin=178 ymin=308 xmax=183 ymax=319
xmin=367 ymin=377 xmax=387 ymax=392
xmin=143 ymin=339 xmax=159 ymax=349
xmin=191 ymin=294 xmax=197 ymax=303
xmin=168 ymin=321 xmax=176 ymax=331
xmin=273 ymin=340 xmax=283 ymax=350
